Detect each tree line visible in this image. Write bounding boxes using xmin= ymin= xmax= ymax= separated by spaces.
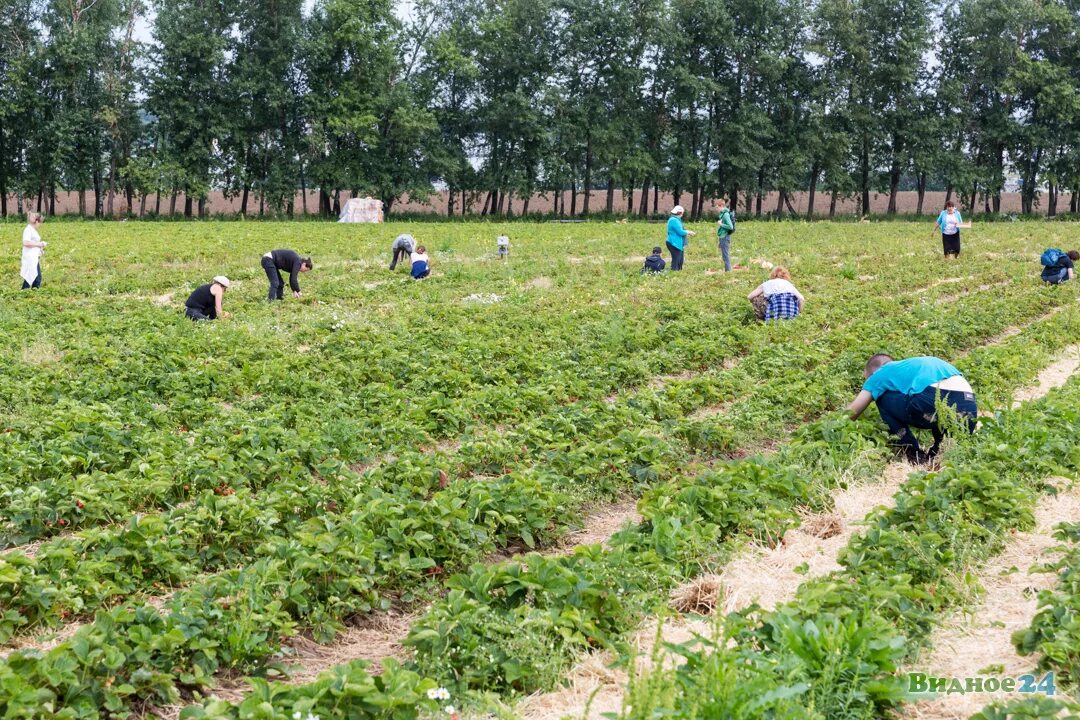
xmin=0 ymin=0 xmax=1078 ymax=220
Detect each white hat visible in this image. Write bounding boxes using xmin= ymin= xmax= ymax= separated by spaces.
xmin=213 ymin=275 xmax=231 ymax=288
xmin=671 ymin=205 xmax=684 ymax=215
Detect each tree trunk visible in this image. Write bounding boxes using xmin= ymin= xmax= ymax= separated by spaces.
xmin=184 ymin=195 xmax=193 ymax=218
xmin=332 ymin=190 xmax=341 ymax=216
xmin=1048 ymin=183 xmax=1057 ymax=217
xmin=639 ymin=177 xmax=650 ymax=216
xmin=481 ymin=190 xmax=493 ymax=216
xmin=155 ymin=192 xmax=161 ymax=215
xmin=570 ymin=182 xmax=577 ymax=216
xmin=319 ymin=189 xmax=331 ymax=216
xmin=199 ymin=196 xmax=206 ymax=218
xmin=170 ymin=189 xmax=178 ymax=215
xmin=139 ymin=193 xmax=146 ymax=217
xmin=582 ymin=134 xmax=592 ymax=215
xmin=806 ymin=162 xmax=819 ymax=219
xmin=522 ymin=195 xmax=530 ymax=215
xmin=829 ymin=190 xmax=838 ymax=218
xmin=606 ymin=176 xmax=615 ymax=214
xmin=108 ymin=154 xmax=117 ymax=217
xmin=240 ymin=185 xmax=250 ymax=216
xmin=784 ymin=192 xmax=798 ymax=215
xmin=78 ymin=189 xmax=86 ymax=216
xmin=653 ymin=183 xmax=659 ymax=214
xmin=860 ymin=136 xmax=870 ymax=215
xmin=93 ymin=168 xmax=103 ymax=217
xmin=755 ymin=192 xmax=762 ymax=217
xmin=887 ymin=162 xmax=900 ymax=214
xmin=300 ymin=163 xmax=308 ymax=215
xmin=916 ymin=172 xmax=927 ymax=215
xmin=944 ymin=185 xmax=953 ymax=206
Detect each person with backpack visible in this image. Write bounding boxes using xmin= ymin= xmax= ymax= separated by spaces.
xmin=848 ymin=353 xmax=977 ymax=464
xmin=1040 ymin=248 xmax=1079 ymax=285
xmin=715 ymin=198 xmax=735 ymax=271
xmin=666 ymin=205 xmax=695 ymax=271
xmin=642 ymin=246 xmax=666 ymax=274
xmin=932 ymin=200 xmax=970 ymax=259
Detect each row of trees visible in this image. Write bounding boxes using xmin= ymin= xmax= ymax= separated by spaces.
xmin=0 ymin=0 xmax=1078 ymax=219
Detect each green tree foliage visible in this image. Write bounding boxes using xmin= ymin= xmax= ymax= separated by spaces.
xmin=1 ymin=0 xmax=1079 ymax=218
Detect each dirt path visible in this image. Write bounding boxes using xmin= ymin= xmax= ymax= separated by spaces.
xmin=516 ymin=462 xmax=913 ymax=720
xmin=1011 ymin=344 xmax=1080 ymax=408
xmin=901 ymin=484 xmax=1080 ymax=719
xmin=519 ymin=343 xmax=1080 ymax=720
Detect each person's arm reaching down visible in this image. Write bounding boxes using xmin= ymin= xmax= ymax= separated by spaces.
xmin=848 ymin=390 xmax=873 ymax=420
xmin=290 ymin=261 xmax=302 ymax=297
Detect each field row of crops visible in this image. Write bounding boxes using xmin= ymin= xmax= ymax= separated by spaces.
xmin=1 ymin=221 xmax=1079 ymax=718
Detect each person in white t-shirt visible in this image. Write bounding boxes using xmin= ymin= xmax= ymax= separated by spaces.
xmin=21 ymin=212 xmax=46 ymax=290
xmin=747 ymin=266 xmax=805 ymax=322
xmin=932 ymin=200 xmax=971 ymax=259
xmin=410 ymin=245 xmax=431 ymax=280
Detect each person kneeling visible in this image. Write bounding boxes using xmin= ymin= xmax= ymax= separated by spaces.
xmin=642 ymin=246 xmax=666 ymax=274
xmin=1040 ymin=248 xmax=1079 ymax=285
xmin=185 ymin=276 xmax=230 ymax=321
xmin=848 ymin=354 xmax=977 ymax=464
xmin=410 ymin=245 xmax=431 ymax=280
xmin=747 ymin=266 xmax=804 ymax=322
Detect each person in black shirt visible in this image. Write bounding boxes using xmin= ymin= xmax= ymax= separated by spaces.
xmin=185 ymin=276 xmax=230 ymax=321
xmin=1042 ymin=250 xmax=1079 ymax=285
xmin=261 ymin=249 xmax=312 ymax=301
xmin=641 ymin=246 xmax=666 ymax=274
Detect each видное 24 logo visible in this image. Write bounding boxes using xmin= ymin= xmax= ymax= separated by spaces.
xmin=907 ymin=672 xmax=1056 ymax=696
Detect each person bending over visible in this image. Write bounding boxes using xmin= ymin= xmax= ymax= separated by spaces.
xmin=848 ymin=354 xmax=977 ymax=463
xmin=1041 ymin=248 xmax=1079 ymax=285
xmin=642 ymin=246 xmax=666 ymax=274
xmin=261 ymin=249 xmax=312 ymax=301
xmin=410 ymin=245 xmax=431 ymax=280
xmin=390 ymin=234 xmax=416 ymax=270
xmin=185 ymin=276 xmax=230 ymax=321
xmin=746 ymin=266 xmax=805 ymax=322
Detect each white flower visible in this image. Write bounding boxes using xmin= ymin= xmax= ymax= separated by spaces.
xmin=306 ymin=713 xmax=319 ymax=720
xmin=445 ymin=706 xmax=456 ymax=715
xmin=427 ymin=687 xmax=451 ymax=701
xmin=293 ymin=713 xmax=301 ymax=720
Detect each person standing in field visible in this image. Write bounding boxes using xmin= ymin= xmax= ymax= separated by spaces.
xmin=410 ymin=245 xmax=431 ymax=280
xmin=848 ymin=354 xmax=977 ymax=464
xmin=746 ymin=266 xmax=805 ymax=321
xmin=261 ymin=249 xmax=312 ymax=301
xmin=390 ymin=234 xmax=416 ymax=270
xmin=184 ymin=276 xmax=230 ymax=321
xmin=497 ymin=235 xmax=510 ymax=259
xmin=20 ymin=212 xmax=46 ymax=290
xmin=666 ymin=205 xmax=695 ymax=271
xmin=1040 ymin=249 xmax=1079 ymax=285
xmin=715 ymin=198 xmax=735 ymax=272
xmin=933 ymin=200 xmax=970 ymax=259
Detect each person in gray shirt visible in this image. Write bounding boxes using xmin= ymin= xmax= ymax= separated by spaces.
xmin=390 ymin=234 xmax=416 ymax=270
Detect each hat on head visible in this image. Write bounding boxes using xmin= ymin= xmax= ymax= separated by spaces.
xmin=671 ymin=205 xmax=684 ymax=215
xmin=213 ymin=275 xmax=231 ymax=288
xmin=652 ymin=246 xmax=662 ymax=254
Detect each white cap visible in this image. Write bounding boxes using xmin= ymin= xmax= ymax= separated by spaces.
xmin=213 ymin=275 xmax=231 ymax=288
xmin=671 ymin=205 xmax=684 ymax=215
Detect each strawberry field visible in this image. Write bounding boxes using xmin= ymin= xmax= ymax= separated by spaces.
xmin=2 ymin=220 xmax=1080 ymax=719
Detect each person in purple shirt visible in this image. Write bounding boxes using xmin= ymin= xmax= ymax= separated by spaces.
xmin=848 ymin=354 xmax=978 ymax=463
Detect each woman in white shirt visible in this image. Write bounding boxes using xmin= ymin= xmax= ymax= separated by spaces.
xmin=21 ymin=212 xmax=46 ymax=290
xmin=932 ymin=200 xmax=970 ymax=259
xmin=410 ymin=245 xmax=431 ymax=280
xmin=747 ymin=266 xmax=805 ymax=322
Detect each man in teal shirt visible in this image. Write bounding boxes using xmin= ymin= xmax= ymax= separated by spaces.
xmin=848 ymin=354 xmax=978 ymax=463
xmin=666 ymin=205 xmax=695 ymax=271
